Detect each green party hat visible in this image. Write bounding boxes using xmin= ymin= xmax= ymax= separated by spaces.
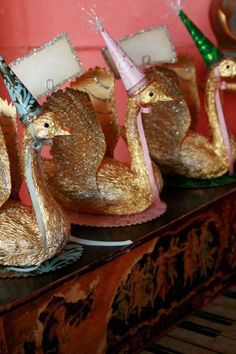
xmin=179 ymin=10 xmax=223 ymax=66
xmin=167 ymin=1 xmax=224 ymax=66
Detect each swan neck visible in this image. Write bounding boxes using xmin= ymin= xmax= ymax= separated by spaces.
xmin=125 ymin=97 xmax=157 ymax=194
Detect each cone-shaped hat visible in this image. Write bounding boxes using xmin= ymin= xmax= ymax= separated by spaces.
xmin=0 ymin=55 xmax=41 ymax=125
xmin=179 ymin=10 xmax=223 ymax=66
xmin=94 ymin=17 xmax=148 ymax=95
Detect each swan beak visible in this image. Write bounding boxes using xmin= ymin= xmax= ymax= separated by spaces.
xmin=57 ymin=124 xmax=73 ymax=136
xmin=156 ymin=93 xmax=174 ymax=101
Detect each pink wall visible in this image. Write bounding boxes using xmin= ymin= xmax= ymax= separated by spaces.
xmin=0 ymin=0 xmax=213 ymax=62
xmin=0 ymin=0 xmax=219 ymax=129
xmin=0 ymin=0 xmax=213 ymax=85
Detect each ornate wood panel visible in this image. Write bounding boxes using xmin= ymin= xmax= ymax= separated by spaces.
xmin=0 ymin=186 xmax=236 ymax=353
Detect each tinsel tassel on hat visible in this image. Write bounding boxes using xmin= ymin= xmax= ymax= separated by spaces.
xmin=166 ymin=0 xmax=224 ymax=66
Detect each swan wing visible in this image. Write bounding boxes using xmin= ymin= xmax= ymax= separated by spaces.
xmin=71 ymin=68 xmax=119 ymax=157
xmin=163 ymin=54 xmax=201 ymax=128
xmin=42 ymin=88 xmax=106 ymax=196
xmin=143 ymin=66 xmax=191 ymax=161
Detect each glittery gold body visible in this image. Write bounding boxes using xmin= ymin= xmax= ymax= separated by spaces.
xmin=0 ymin=112 xmax=71 ymax=266
xmin=142 ymin=58 xmax=236 ymax=179
xmin=42 ymin=82 xmax=171 ymax=215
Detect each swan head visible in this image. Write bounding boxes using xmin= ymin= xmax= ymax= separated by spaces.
xmin=30 ymin=111 xmax=71 ymax=140
xmin=137 ymin=81 xmax=174 ymax=105
xmin=216 ymin=58 xmax=236 ymax=78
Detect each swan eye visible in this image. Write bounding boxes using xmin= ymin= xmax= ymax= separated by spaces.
xmin=149 ymin=92 xmax=154 ymax=97
xmin=226 ymin=64 xmax=230 ymax=70
xmin=44 ymin=123 xmax=49 ymax=128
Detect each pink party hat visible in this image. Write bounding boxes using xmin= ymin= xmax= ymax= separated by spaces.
xmin=84 ymin=9 xmax=148 ymax=95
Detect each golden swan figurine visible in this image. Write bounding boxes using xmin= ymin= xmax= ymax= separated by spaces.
xmin=142 ymin=58 xmax=236 ymax=179
xmin=93 ymin=2 xmax=236 ymax=180
xmin=41 ymin=18 xmax=173 ymax=226
xmin=42 ymin=81 xmax=170 ymax=218
xmin=0 ymin=56 xmax=71 ymax=267
xmin=140 ymin=3 xmax=236 ymax=179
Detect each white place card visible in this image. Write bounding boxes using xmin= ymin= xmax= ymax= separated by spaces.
xmin=102 ymin=26 xmax=177 ymax=78
xmin=10 ymin=33 xmax=84 ymax=98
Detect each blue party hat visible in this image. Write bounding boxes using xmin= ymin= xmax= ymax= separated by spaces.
xmin=0 ymin=55 xmax=41 ymax=125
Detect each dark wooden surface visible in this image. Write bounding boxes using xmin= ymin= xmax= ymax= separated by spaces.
xmin=0 ymin=184 xmax=235 ymax=316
